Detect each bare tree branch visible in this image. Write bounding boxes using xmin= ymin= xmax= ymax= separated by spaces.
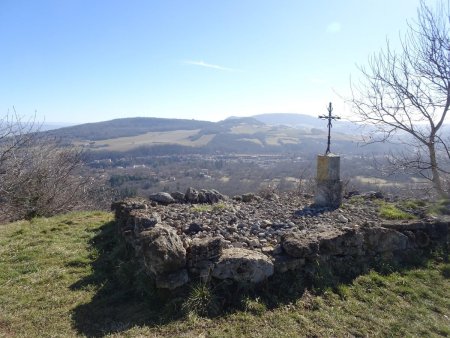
xmin=349 ymin=0 xmax=450 ymax=197
xmin=0 ymin=111 xmax=111 ymax=222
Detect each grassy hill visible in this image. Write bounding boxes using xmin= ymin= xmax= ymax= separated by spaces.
xmin=46 ymin=117 xmax=215 ymax=141
xmin=0 ymin=212 xmax=449 ymax=337
xmin=46 ymin=116 xmax=362 ymax=154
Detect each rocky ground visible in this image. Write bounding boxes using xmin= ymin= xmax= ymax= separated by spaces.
xmin=145 ymin=190 xmax=385 ymax=254
xmin=113 ymin=188 xmax=447 ymax=289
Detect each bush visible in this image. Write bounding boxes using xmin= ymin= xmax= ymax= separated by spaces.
xmin=0 ymin=112 xmax=110 ymax=222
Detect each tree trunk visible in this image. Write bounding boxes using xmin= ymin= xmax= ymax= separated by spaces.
xmin=429 ymin=141 xmax=446 ymax=197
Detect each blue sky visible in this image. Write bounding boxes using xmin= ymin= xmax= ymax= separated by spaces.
xmin=0 ymin=0 xmax=433 ymax=124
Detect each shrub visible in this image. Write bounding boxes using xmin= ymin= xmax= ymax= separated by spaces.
xmin=181 ymin=283 xmax=220 ymax=317
xmin=0 ymin=112 xmax=110 ymax=222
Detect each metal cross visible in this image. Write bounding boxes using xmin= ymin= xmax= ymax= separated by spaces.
xmin=318 ymin=102 xmax=340 ymax=155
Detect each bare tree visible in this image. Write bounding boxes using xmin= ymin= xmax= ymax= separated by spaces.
xmin=350 ymin=1 xmax=450 ymax=196
xmin=0 ymin=109 xmax=38 ymax=169
xmin=0 ymin=110 xmax=110 ymax=222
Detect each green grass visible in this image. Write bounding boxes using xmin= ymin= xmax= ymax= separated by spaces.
xmin=0 ymin=212 xmax=449 ymax=337
xmin=349 ymin=196 xmax=449 ymax=219
xmin=378 ymin=201 xmax=416 ymax=220
xmin=398 ymin=199 xmax=427 ymax=210
xmin=347 ymin=196 xmax=365 ymax=204
xmin=428 ymin=199 xmax=450 ymax=216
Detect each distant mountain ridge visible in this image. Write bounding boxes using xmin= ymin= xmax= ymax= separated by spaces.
xmin=250 ymin=113 xmax=360 ymax=133
xmin=251 ymin=113 xmax=322 ymax=127
xmin=45 ymin=114 xmax=360 ymax=141
xmin=47 ymin=117 xmax=215 ymax=141
xmin=43 ymin=115 xmax=373 ymax=155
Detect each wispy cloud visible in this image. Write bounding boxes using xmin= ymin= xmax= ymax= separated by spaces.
xmin=182 ymin=60 xmax=239 ymax=72
xmin=326 ymin=21 xmax=342 ymax=34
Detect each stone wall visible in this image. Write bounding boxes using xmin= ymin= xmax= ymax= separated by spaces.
xmin=111 ymin=193 xmax=449 ymax=291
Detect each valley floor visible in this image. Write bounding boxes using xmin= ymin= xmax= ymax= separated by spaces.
xmin=0 ymin=211 xmax=449 ymax=337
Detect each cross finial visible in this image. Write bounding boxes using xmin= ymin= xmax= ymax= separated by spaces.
xmin=318 ymin=102 xmax=341 ymax=155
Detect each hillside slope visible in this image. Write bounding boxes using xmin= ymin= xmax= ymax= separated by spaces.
xmin=45 ymin=116 xmax=363 ymax=154
xmin=47 ymin=117 xmax=215 ymax=141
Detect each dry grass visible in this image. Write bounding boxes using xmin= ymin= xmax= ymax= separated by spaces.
xmin=229 ymin=125 xmax=271 ymax=134
xmin=237 ymin=138 xmax=264 ymax=146
xmin=86 ymin=129 xmax=214 ymax=151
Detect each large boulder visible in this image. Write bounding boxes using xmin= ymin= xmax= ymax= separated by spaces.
xmin=155 ymin=269 xmax=189 ymax=290
xmin=118 ymin=209 xmax=161 ymax=251
xmin=202 ymin=189 xmax=225 ymax=203
xmin=111 ymin=198 xmax=149 ymax=231
xmin=188 ymin=237 xmax=224 ymax=267
xmin=140 ymin=224 xmax=186 ymax=276
xmin=185 ymin=187 xmax=225 ymax=204
xmin=129 ymin=209 xmax=161 ymax=236
xmin=273 ymin=255 xmax=306 ymax=273
xmin=170 ymin=191 xmax=186 ymax=203
xmin=282 ymin=233 xmax=319 ymax=258
xmin=382 ymin=219 xmax=449 ymax=241
xmin=187 ymin=237 xmax=224 ymax=282
xmin=185 ymin=187 xmax=200 ymax=203
xmin=362 ymin=227 xmax=409 ymax=253
xmin=149 ymin=192 xmax=176 ymax=205
xmin=318 ymin=228 xmax=364 ymax=256
xmin=211 ymin=248 xmax=274 ymax=283
xmin=282 ymin=227 xmax=408 ymax=259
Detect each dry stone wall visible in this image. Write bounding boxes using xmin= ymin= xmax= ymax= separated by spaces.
xmin=112 ymin=189 xmax=449 ymax=290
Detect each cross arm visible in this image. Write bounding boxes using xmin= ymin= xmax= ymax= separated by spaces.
xmin=318 ymin=115 xmax=341 ymax=120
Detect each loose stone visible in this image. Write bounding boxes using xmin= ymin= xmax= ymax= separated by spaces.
xmin=112 ymin=191 xmax=448 ymax=292
xmin=338 ymin=214 xmax=349 ymax=223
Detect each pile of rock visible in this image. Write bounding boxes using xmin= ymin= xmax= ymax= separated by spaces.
xmin=149 ymin=188 xmax=225 ymax=205
xmin=111 ymin=188 xmax=449 ymax=290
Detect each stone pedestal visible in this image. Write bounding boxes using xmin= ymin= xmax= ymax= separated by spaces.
xmin=315 ymin=154 xmax=342 ymax=207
